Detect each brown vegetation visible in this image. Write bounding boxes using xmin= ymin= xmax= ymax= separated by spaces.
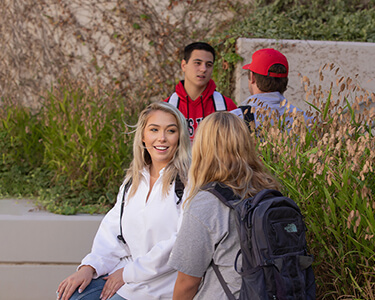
xmin=0 ymin=0 xmax=243 ymax=107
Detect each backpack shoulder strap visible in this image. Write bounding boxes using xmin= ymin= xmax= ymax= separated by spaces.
xmin=174 ymin=174 xmax=184 ymax=205
xmin=201 ymin=182 xmax=238 ymax=209
xmin=214 ymin=92 xmax=244 ymax=120
xmin=212 ymin=91 xmax=227 ymax=111
xmin=203 ymin=181 xmax=238 ymax=300
xmin=211 ymin=262 xmax=237 ymax=300
xmin=117 ymin=178 xmax=132 ymax=244
xmin=118 ymin=176 xmax=184 ymax=244
xmin=167 ymin=92 xmax=180 ymax=108
xmin=239 ymin=105 xmax=255 ymax=124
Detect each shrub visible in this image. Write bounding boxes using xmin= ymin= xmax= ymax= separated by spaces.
xmin=0 ymin=76 xmax=148 ymax=214
xmin=0 ymin=97 xmax=49 ymax=197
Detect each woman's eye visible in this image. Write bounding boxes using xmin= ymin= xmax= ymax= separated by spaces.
xmin=168 ymin=129 xmax=176 ymax=134
xmin=150 ymin=128 xmax=158 ymax=132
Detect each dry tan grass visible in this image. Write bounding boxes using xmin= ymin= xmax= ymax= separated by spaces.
xmin=254 ymin=68 xmax=375 ymax=299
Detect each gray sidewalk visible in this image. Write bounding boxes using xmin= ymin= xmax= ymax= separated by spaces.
xmin=0 ymin=199 xmax=104 ymax=300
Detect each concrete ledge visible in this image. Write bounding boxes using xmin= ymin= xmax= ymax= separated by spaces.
xmin=0 ymin=264 xmax=77 ymax=299
xmin=0 ymin=199 xmax=104 ymax=300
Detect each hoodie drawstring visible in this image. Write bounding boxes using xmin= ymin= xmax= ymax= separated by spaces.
xmin=185 ymin=94 xmax=205 ymax=120
xmin=201 ymin=95 xmax=205 ymax=118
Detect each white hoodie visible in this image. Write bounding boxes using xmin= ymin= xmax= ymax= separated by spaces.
xmin=80 ymin=167 xmax=181 ymax=300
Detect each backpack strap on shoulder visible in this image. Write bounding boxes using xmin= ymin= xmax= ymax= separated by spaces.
xmin=204 ymin=181 xmax=238 ymax=300
xmin=201 ymin=182 xmax=238 ymax=209
xmin=212 ymin=91 xmax=227 ymax=111
xmin=229 ymin=107 xmax=244 ymax=119
xmin=117 ymin=178 xmax=132 ymax=244
xmin=213 ymin=92 xmax=244 ymax=119
xmin=174 ymin=174 xmax=184 ymax=205
xmin=167 ymin=92 xmax=180 ymax=108
xmin=239 ymin=105 xmax=255 ymax=125
xmin=118 ymin=175 xmax=184 ymax=244
xmin=211 ymin=262 xmax=237 ymax=300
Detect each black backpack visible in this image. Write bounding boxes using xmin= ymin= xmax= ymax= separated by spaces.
xmin=117 ymin=175 xmax=184 ymax=244
xmin=239 ymin=104 xmax=255 ymax=129
xmin=202 ymin=182 xmax=316 ymax=300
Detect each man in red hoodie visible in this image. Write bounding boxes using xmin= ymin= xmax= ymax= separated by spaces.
xmin=165 ymin=42 xmax=241 ymax=141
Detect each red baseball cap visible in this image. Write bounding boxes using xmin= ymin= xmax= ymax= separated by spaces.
xmin=242 ymin=48 xmax=288 ymax=78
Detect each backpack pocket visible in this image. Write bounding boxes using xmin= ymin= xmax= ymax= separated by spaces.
xmin=268 ymin=208 xmax=306 ymax=255
xmin=271 ymin=253 xmax=315 ymax=300
xmin=239 ymin=266 xmax=270 ymax=300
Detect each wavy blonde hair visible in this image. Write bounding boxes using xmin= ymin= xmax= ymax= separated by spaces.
xmin=125 ymin=102 xmax=191 ymax=198
xmin=186 ymin=112 xmax=279 ymax=205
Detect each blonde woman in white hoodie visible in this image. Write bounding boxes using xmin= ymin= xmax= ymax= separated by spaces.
xmin=57 ymin=102 xmax=190 ymax=300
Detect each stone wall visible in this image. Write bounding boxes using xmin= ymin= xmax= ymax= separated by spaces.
xmin=0 ymin=0 xmax=240 ymax=107
xmin=234 ymin=38 xmax=375 ymax=111
xmin=3 ymin=1 xmax=373 ymax=111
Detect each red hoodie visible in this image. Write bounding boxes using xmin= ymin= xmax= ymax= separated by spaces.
xmin=164 ymin=79 xmax=238 ymax=140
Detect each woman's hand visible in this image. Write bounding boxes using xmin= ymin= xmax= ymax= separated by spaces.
xmin=100 ymin=268 xmax=125 ymax=300
xmin=57 ymin=265 xmax=95 ymax=300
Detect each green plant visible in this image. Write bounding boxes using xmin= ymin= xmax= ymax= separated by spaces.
xmin=34 ymin=77 xmax=147 ymax=213
xmin=0 ymin=98 xmax=49 ymax=197
xmin=0 ymin=76 xmax=148 ymax=214
xmin=254 ymin=66 xmax=375 ymax=299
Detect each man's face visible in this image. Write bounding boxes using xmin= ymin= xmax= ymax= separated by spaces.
xmin=181 ymin=50 xmax=214 ymax=89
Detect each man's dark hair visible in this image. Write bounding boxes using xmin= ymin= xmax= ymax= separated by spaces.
xmin=184 ymin=42 xmax=215 ymax=63
xmin=251 ymin=64 xmax=288 ymax=94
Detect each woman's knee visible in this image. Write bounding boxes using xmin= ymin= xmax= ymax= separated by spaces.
xmin=69 ymin=277 xmax=106 ymax=300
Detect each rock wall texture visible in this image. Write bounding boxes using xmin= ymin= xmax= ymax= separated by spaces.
xmin=1 ymin=1 xmax=373 ymax=111
xmin=0 ymin=0 xmax=239 ymax=107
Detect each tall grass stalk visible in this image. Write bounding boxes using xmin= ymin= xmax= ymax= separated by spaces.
xmin=255 ymin=67 xmax=375 ymax=299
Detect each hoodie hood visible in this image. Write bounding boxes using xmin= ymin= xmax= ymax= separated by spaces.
xmin=174 ymin=79 xmax=217 ymax=103
xmin=165 ymin=79 xmax=238 ymax=141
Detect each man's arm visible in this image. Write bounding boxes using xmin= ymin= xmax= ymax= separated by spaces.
xmin=173 ymin=271 xmax=202 ymax=300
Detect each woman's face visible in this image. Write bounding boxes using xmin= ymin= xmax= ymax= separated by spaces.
xmin=142 ymin=110 xmax=179 ymax=169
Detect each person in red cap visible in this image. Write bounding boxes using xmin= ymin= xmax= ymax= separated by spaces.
xmin=239 ymin=48 xmax=313 ymax=129
xmin=165 ymin=42 xmax=242 ymax=142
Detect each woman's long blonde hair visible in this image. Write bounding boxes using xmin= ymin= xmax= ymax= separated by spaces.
xmin=186 ymin=111 xmax=279 ymax=205
xmin=125 ymin=102 xmax=191 ymax=198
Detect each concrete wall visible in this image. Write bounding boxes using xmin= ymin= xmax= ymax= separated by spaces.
xmin=234 ymin=38 xmax=375 ymax=111
xmin=0 ymin=199 xmax=104 ymax=300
